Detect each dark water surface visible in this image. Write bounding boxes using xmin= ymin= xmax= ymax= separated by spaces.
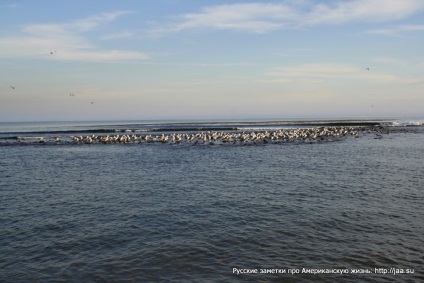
xmin=1 ymin=124 xmax=423 ymax=282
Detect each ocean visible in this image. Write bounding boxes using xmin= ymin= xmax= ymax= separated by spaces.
xmin=0 ymin=118 xmax=423 ymax=282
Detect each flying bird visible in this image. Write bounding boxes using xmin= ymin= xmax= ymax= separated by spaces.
xmin=69 ymin=93 xmax=75 ymax=96
xmin=366 ymin=68 xmax=370 ymax=71
xmin=91 ymin=102 xmax=94 ymax=104
xmin=10 ymin=86 xmax=15 ymax=89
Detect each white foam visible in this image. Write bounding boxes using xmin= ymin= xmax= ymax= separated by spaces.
xmin=390 ymin=120 xmax=424 ymax=127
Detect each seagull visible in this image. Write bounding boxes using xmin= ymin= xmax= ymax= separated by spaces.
xmin=10 ymin=86 xmax=15 ymax=89
xmin=69 ymin=93 xmax=75 ymax=96
xmin=50 ymin=50 xmax=57 ymax=55
xmin=366 ymin=68 xmax=370 ymax=71
xmin=91 ymin=102 xmax=94 ymax=104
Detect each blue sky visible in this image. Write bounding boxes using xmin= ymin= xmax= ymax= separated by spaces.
xmin=1 ymin=0 xmax=424 ymax=121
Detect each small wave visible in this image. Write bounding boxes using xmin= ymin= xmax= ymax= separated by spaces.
xmin=241 ymin=122 xmax=382 ymax=130
xmin=0 ymin=127 xmax=240 ymax=137
xmin=386 ymin=120 xmax=424 ymax=127
xmin=0 ymin=136 xmax=19 ymax=140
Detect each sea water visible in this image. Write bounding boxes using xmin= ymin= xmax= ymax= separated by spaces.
xmin=0 ymin=119 xmax=423 ymax=282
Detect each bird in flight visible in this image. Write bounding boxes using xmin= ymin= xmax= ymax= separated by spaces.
xmin=69 ymin=93 xmax=75 ymax=97
xmin=10 ymin=86 xmax=16 ymax=89
xmin=50 ymin=50 xmax=57 ymax=55
xmin=91 ymin=102 xmax=94 ymax=104
xmin=366 ymin=68 xmax=370 ymax=71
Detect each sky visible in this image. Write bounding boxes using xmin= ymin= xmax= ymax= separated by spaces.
xmin=1 ymin=0 xmax=424 ymax=122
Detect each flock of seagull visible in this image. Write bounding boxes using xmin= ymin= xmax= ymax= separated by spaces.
xmin=8 ymin=57 xmax=380 ymax=147
xmin=29 ymin=125 xmax=388 ymax=146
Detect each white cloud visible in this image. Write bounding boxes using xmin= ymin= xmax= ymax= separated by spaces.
xmin=366 ymin=24 xmax=424 ymax=36
xmin=304 ymin=0 xmax=424 ymax=25
xmin=152 ymin=0 xmax=424 ymax=35
xmin=150 ymin=3 xmax=297 ymax=35
xmin=269 ymin=64 xmax=368 ymax=80
xmin=101 ymin=31 xmax=134 ymax=40
xmin=55 ymin=50 xmax=148 ymax=61
xmin=0 ymin=11 xmax=148 ymax=62
xmin=68 ymin=11 xmax=134 ymax=31
xmin=267 ymin=63 xmax=424 ymax=84
xmin=175 ymin=3 xmax=297 ymax=33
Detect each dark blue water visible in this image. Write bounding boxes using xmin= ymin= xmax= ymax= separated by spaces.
xmin=1 ymin=121 xmax=423 ymax=282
